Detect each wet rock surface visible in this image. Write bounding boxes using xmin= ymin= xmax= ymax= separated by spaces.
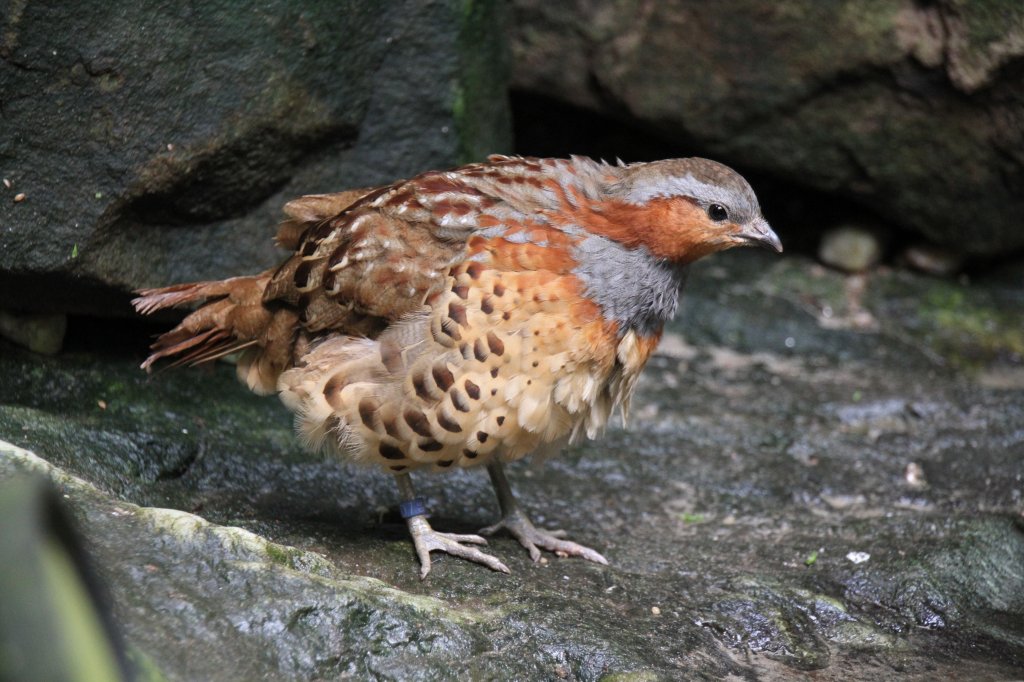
xmin=2 ymin=251 xmax=1023 ymax=680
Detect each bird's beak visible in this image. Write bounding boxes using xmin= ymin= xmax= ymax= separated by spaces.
xmin=736 ymin=217 xmax=783 ymax=253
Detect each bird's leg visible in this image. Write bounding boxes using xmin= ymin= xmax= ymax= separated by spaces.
xmin=394 ymin=473 xmax=510 ymax=579
xmin=480 ymin=460 xmax=609 ymax=565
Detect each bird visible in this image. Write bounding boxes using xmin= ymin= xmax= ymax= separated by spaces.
xmin=133 ymin=154 xmax=782 ymax=578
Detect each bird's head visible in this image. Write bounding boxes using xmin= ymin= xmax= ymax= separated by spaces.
xmin=600 ymin=158 xmax=782 ymax=263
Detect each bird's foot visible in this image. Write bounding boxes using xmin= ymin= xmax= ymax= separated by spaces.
xmin=406 ymin=514 xmax=510 ymax=579
xmin=480 ymin=508 xmax=608 ymax=565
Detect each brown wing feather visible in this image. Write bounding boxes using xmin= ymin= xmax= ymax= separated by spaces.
xmin=275 ymin=187 xmax=380 ymax=250
xmin=137 ymin=159 xmax=577 ymax=384
xmin=264 ymin=172 xmax=489 ymax=338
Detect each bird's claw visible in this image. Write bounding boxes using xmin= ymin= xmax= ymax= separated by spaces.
xmin=480 ymin=508 xmax=608 ymax=565
xmin=407 ymin=515 xmax=510 ymax=579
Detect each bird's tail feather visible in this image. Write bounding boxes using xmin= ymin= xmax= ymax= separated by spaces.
xmin=133 ymin=272 xmax=298 ymax=394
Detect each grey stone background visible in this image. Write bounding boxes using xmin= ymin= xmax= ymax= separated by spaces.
xmin=1 ymin=1 xmax=1022 ymax=680
xmin=1 ymin=0 xmax=509 ymax=313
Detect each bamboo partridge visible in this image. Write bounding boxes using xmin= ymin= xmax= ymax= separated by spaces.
xmin=134 ymin=154 xmax=782 ymax=577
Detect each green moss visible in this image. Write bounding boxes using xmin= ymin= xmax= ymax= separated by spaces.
xmin=837 ymin=0 xmax=906 ymax=61
xmin=599 ymin=672 xmax=662 ymax=682
xmin=453 ymin=0 xmax=512 ymax=162
xmin=451 ymin=83 xmax=466 ymax=132
xmin=832 ymin=621 xmax=902 ymax=650
xmin=917 ymin=286 xmax=1024 ymax=368
xmin=948 ymin=0 xmax=1024 ymax=50
xmin=260 ymin=536 xmax=331 ymax=573
xmin=264 ymin=542 xmax=300 ymax=568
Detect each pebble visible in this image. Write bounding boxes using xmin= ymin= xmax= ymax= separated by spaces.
xmin=818 ymin=226 xmax=882 ymax=272
xmin=904 ymin=462 xmax=927 ymax=488
xmin=0 ymin=311 xmax=67 ymax=355
xmin=903 ymin=244 xmax=964 ymax=277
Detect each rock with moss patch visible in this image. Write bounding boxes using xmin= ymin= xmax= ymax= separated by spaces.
xmin=509 ymin=0 xmax=1024 ymax=256
xmin=0 ymin=0 xmax=510 ymax=315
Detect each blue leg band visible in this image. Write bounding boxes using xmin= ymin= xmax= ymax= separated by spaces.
xmin=399 ymin=497 xmax=430 ymax=519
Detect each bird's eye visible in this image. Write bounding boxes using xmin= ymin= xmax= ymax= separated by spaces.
xmin=707 ymin=203 xmax=729 ymax=222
